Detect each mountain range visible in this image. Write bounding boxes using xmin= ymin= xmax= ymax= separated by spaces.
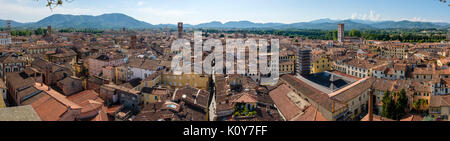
xmin=1 ymin=13 xmax=449 ymax=30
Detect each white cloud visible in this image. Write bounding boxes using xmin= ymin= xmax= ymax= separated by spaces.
xmin=397 ymin=17 xmax=445 ymax=23
xmin=351 ymin=10 xmax=446 ymax=23
xmin=351 ymin=10 xmax=381 ymax=21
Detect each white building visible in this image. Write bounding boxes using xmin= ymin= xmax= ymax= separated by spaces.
xmin=372 ymin=64 xmax=406 ymax=80
xmin=127 ymin=59 xmax=162 ymax=81
xmin=0 ymin=33 xmax=11 ymax=45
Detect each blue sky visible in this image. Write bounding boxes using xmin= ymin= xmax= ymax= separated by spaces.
xmin=0 ymin=0 xmax=449 ymax=24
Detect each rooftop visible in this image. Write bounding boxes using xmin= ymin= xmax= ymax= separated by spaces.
xmin=280 ymin=74 xmax=346 ymax=112
xmin=301 ymin=72 xmax=356 ymax=93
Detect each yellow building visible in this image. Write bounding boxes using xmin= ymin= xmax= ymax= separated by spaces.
xmin=381 ymin=45 xmax=409 ymax=59
xmin=411 ymin=81 xmax=432 ymax=110
xmin=311 ymin=57 xmax=332 ymax=74
xmin=279 ymin=54 xmax=296 ymax=62
xmin=142 ymin=88 xmax=169 ymax=106
xmin=279 ymin=61 xmax=295 ymax=75
xmin=161 ymin=73 xmax=210 ymax=90
xmin=279 ymin=52 xmax=296 ymax=75
xmin=140 ymin=71 xmax=162 ymax=89
xmin=115 ymin=65 xmax=128 ymax=84
xmin=0 ymin=79 xmax=6 ymax=108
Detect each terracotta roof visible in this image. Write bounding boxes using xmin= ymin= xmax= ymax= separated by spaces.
xmin=30 ymin=94 xmax=71 ymax=121
xmin=269 ymin=84 xmax=302 ymax=121
xmin=400 ymin=114 xmax=424 ymax=121
xmin=102 ymin=84 xmax=140 ymax=95
xmin=174 ymin=86 xmax=210 ymax=109
xmin=33 ymin=83 xmax=81 ymax=109
xmin=106 ymin=105 xmax=123 ymax=115
xmin=361 ymin=114 xmax=395 ymax=121
xmin=91 ymin=106 xmax=109 ymax=121
xmin=330 ymin=77 xmax=375 ymax=103
xmin=442 ymin=78 xmax=450 ymax=87
xmin=231 ymin=93 xmax=258 ymax=103
xmin=68 ymin=90 xmax=104 ymax=115
xmin=430 ymin=95 xmax=450 ymax=107
xmin=58 ymin=76 xmax=81 ymax=86
xmin=281 ymin=74 xmax=345 ymax=112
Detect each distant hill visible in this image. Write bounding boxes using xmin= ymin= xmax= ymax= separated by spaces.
xmin=0 ymin=20 xmax=26 ymax=28
xmin=20 ymin=13 xmax=154 ymax=29
xmin=1 ymin=13 xmax=449 ymax=30
xmin=277 ymin=20 xmax=374 ymax=30
xmin=370 ymin=20 xmax=447 ymax=29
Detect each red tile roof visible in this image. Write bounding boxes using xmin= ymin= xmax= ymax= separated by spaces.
xmin=269 ymin=84 xmax=302 ymax=121
xmin=68 ymin=90 xmax=104 ymax=116
xmin=31 ymin=94 xmax=70 ymax=121
xmin=31 ymin=83 xmax=81 ymax=121
xmin=33 ymin=83 xmax=81 ymax=109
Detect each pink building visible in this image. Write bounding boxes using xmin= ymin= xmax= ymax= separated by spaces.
xmin=88 ymin=54 xmax=125 ymax=77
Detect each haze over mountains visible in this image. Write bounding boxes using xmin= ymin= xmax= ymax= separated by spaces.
xmin=1 ymin=13 xmax=449 ymax=30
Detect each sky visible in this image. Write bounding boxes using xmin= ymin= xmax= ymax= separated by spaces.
xmin=0 ymin=0 xmax=449 ymax=24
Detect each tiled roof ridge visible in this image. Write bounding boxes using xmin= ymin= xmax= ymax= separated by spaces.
xmin=33 ymin=83 xmax=82 ymax=109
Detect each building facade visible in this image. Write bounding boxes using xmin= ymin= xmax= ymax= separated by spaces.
xmin=338 ymin=24 xmax=345 ymax=43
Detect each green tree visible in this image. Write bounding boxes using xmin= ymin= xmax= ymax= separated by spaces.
xmin=34 ymin=28 xmax=47 ymax=35
xmin=381 ymin=90 xmax=391 ymax=118
xmin=349 ymin=29 xmax=362 ymax=37
xmin=394 ymin=89 xmax=408 ymax=119
xmin=382 ymin=89 xmax=409 ymax=120
xmin=413 ymin=98 xmax=428 ymax=112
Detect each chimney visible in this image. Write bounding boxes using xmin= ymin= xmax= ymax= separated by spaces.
xmin=368 ymin=88 xmax=374 ymax=121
